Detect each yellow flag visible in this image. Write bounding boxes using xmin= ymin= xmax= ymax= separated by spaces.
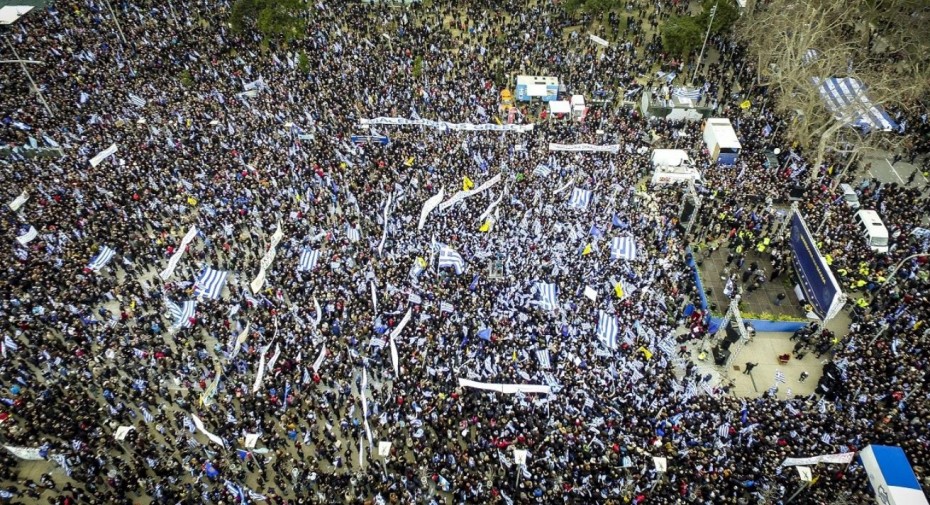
xmin=187 ymin=196 xmax=198 ymax=206
xmin=512 ymin=350 xmax=517 ymax=362
xmin=582 ymin=243 xmax=593 ymax=256
xmin=404 ymin=157 xmax=415 ymax=167
xmin=494 ymin=116 xmax=503 ymax=125
xmin=463 ymin=176 xmax=475 ymax=191
xmin=740 ymin=100 xmax=751 ymax=110
xmin=479 ymin=220 xmax=491 ymax=232
xmin=614 ymin=282 xmax=624 ymax=299
xmin=638 ymin=346 xmax=653 ymax=360
xmin=416 ymin=257 xmax=427 ymax=268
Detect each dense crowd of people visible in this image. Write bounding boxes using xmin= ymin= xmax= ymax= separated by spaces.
xmin=0 ymin=0 xmax=929 ymax=504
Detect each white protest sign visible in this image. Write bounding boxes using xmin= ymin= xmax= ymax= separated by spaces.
xmin=378 ymin=441 xmax=393 ymax=457
xmin=513 ymin=449 xmax=528 ymax=466
xmin=244 ymin=433 xmax=260 ymax=448
xmin=797 ymin=466 xmax=813 ymax=481
xmin=114 ymin=426 xmax=135 ymax=441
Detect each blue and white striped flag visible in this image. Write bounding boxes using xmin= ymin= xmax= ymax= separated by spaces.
xmin=298 ymin=250 xmax=321 ymax=272
xmin=567 ymin=188 xmax=593 ymax=210
xmin=88 ymin=245 xmax=116 ymax=271
xmin=194 ymin=267 xmax=228 ymax=299
xmin=346 ymin=224 xmax=361 ymax=243
xmin=597 ymin=310 xmax=618 ymax=349
xmin=536 ymin=349 xmax=551 ymax=369
xmin=535 ymin=282 xmax=558 ymax=311
xmin=717 ymin=423 xmax=730 ymax=438
xmin=774 ymin=370 xmax=786 ymax=383
xmin=533 ymin=164 xmax=551 ymax=177
xmin=672 ymin=87 xmax=702 ymax=101
xmin=610 ymin=236 xmax=636 ymax=261
xmin=440 ymin=301 xmax=454 ymax=313
xmin=128 ymin=93 xmax=147 ymax=107
xmin=142 ymin=408 xmax=154 ymax=424
xmin=170 ymin=300 xmax=196 ymax=328
xmin=438 ymin=246 xmax=465 ymax=275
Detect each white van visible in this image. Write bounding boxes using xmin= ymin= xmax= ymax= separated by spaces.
xmin=838 ymin=183 xmax=860 ymax=209
xmin=854 ymin=209 xmax=889 ymax=253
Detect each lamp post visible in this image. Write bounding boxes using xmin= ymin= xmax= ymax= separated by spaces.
xmin=3 ymin=38 xmax=54 ymax=118
xmin=102 ymin=0 xmax=128 ymax=45
xmin=691 ymin=0 xmax=718 ymax=85
xmin=878 ymin=253 xmax=930 ymax=292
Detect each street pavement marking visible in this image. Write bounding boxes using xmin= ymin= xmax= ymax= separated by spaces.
xmin=885 ymin=157 xmax=905 ymax=183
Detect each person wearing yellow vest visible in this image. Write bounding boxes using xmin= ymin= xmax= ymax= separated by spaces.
xmin=824 ymin=254 xmax=832 ymax=265
xmin=756 ymin=242 xmax=766 ymax=253
xmin=856 ymin=298 xmax=869 ymax=308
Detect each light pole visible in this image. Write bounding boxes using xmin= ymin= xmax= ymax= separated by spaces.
xmin=3 ymin=38 xmax=54 ymax=118
xmin=101 ymin=0 xmax=128 ymax=45
xmin=691 ymin=0 xmax=718 ymax=85
xmin=878 ymin=253 xmax=929 ymax=292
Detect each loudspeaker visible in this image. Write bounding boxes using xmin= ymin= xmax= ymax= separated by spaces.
xmin=713 ymin=346 xmax=730 ymax=366
xmin=725 ymin=321 xmax=741 ymax=342
xmin=681 ymin=200 xmax=696 ymax=223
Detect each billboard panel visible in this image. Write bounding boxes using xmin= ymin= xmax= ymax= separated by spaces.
xmin=789 ymin=213 xmax=842 ymax=318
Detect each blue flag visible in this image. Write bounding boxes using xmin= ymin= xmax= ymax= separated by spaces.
xmin=469 ymin=275 xmax=480 ymax=291
xmin=478 ymin=328 xmax=492 ymax=341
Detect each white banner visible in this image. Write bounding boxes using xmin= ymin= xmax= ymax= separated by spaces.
xmin=89 ymin=143 xmax=118 ymax=167
xmin=159 ymin=225 xmax=199 ymax=280
xmin=390 ymin=334 xmax=399 ymax=377
xmin=8 ymin=191 xmax=28 ymax=211
xmin=378 ymin=194 xmax=392 ymax=255
xmin=244 ymin=433 xmax=260 ymax=448
xmin=16 ymin=225 xmax=37 ymax=245
xmin=457 ymin=378 xmax=552 ymax=395
xmin=549 ymin=143 xmax=620 ymax=154
xmin=312 ymin=345 xmax=327 ymax=373
xmin=251 ymin=223 xmax=284 ymax=293
xmin=781 ymin=452 xmax=856 ymax=466
xmin=390 ymin=309 xmax=412 ymax=341
xmin=3 ymin=445 xmax=45 ymax=460
xmin=418 ymin=187 xmax=445 ymax=231
xmin=439 ymin=174 xmax=502 ymax=211
xmin=313 ymin=296 xmax=322 ymax=326
xmin=478 ymin=190 xmax=505 ymax=222
xmin=589 ymin=34 xmax=609 ymax=47
xmin=361 ymin=117 xmax=534 ymax=133
xmin=191 ymin=413 xmax=227 ymax=448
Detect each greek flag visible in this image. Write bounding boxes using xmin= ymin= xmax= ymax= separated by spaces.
xmin=672 ymin=87 xmax=702 ymax=101
xmin=142 ymin=408 xmax=154 ymax=424
xmin=194 ymin=267 xmax=228 ymax=299
xmin=440 ymin=302 xmax=454 ymax=313
xmin=610 ymin=236 xmax=636 ymax=261
xmin=535 ymin=282 xmax=558 ymax=311
xmin=167 ymin=300 xmax=196 ymax=328
xmin=2 ymin=335 xmax=20 ymax=354
xmin=718 ymin=423 xmax=730 ymax=438
xmin=298 ymin=250 xmax=321 ymax=272
xmin=88 ymin=245 xmax=116 ymax=271
xmin=536 ymin=349 xmax=551 ymax=369
xmin=346 ymin=224 xmax=361 ymax=243
xmin=16 ymin=225 xmax=37 ymax=245
xmin=438 ymin=246 xmax=465 ymax=274
xmin=567 ymin=188 xmax=593 ymax=210
xmin=597 ymin=310 xmax=618 ymax=349
xmin=128 ymin=93 xmax=147 ymax=107
xmin=821 ymin=433 xmax=832 ymax=445
xmin=224 ymin=481 xmax=246 ymax=504
xmin=774 ymin=370 xmax=786 ymax=383
xmin=533 ymin=164 xmax=551 ymax=177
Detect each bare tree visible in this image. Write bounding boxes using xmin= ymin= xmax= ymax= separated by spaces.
xmin=736 ymin=0 xmax=930 ymax=181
